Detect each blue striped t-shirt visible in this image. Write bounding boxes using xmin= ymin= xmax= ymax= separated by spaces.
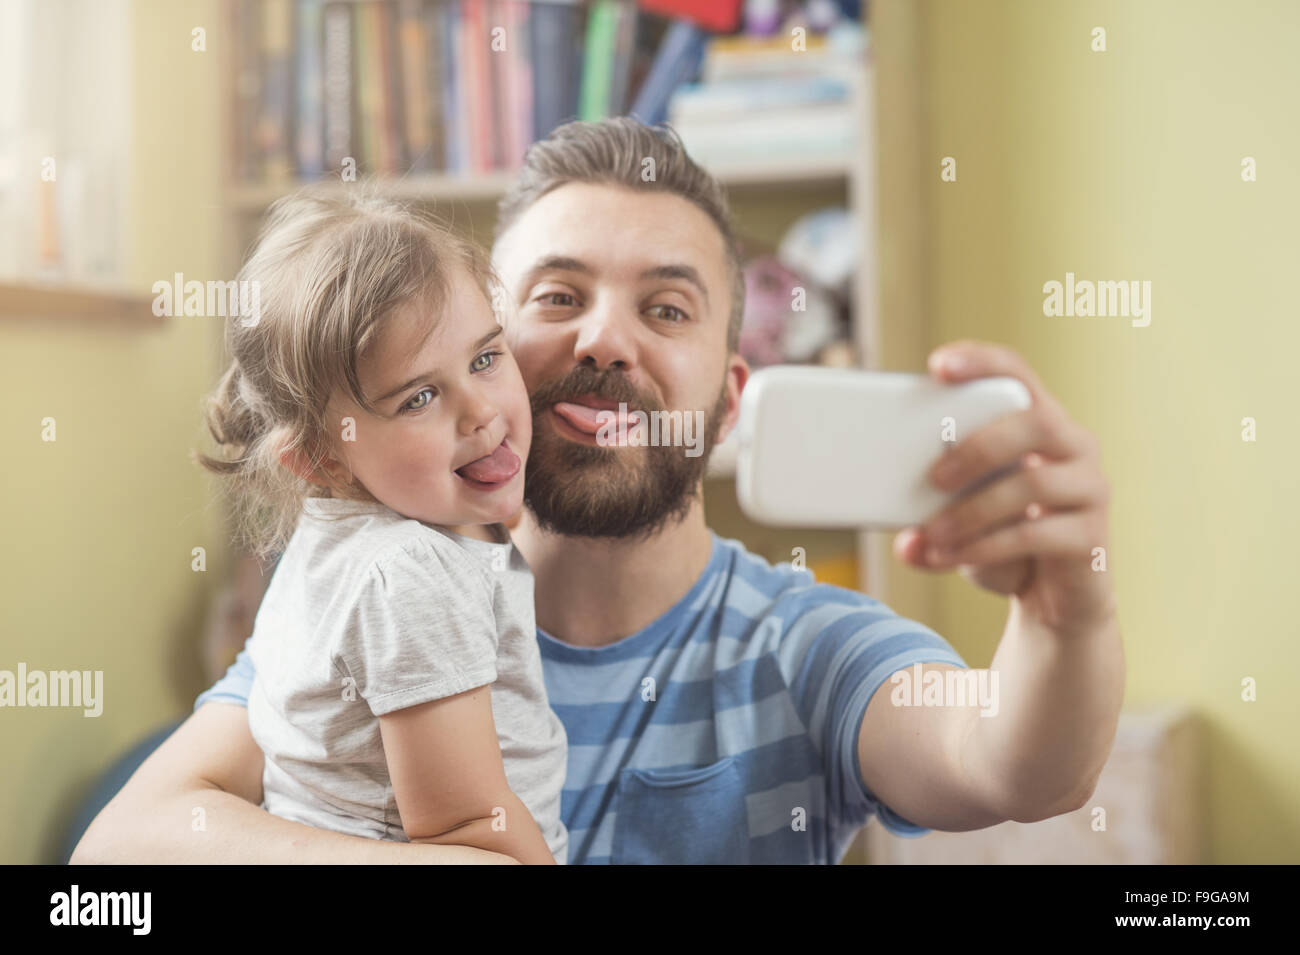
xmin=195 ymin=530 xmax=969 ymax=863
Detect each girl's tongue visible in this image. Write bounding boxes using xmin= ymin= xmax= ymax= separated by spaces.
xmin=456 ymin=442 xmax=520 ymax=484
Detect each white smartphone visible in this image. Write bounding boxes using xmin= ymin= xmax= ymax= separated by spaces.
xmin=734 ymin=366 xmax=1033 ymax=529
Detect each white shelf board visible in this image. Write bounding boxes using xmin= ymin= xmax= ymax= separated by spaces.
xmin=225 ymin=159 xmax=849 ymax=212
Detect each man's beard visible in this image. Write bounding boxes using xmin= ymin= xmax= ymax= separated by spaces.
xmin=523 ymin=365 xmax=730 ymax=541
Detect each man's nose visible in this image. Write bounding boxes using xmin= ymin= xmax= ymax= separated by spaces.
xmin=572 ymin=300 xmax=635 ymax=371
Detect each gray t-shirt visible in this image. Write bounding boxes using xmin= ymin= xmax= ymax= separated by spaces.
xmin=245 ymin=496 xmax=568 ymax=863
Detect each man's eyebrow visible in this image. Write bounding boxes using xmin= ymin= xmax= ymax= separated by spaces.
xmin=522 ymin=257 xmax=710 ymax=304
xmin=523 ymin=256 xmax=593 ymax=281
xmin=373 ymin=326 xmax=503 ymax=403
xmin=641 ymin=264 xmax=710 ymax=305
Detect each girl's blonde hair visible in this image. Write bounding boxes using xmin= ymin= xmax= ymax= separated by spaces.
xmin=193 ymin=185 xmax=498 ymax=562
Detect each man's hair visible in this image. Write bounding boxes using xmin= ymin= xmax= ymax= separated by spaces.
xmin=494 ymin=117 xmax=746 ymax=355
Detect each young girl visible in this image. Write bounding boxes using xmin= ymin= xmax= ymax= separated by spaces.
xmin=195 ymin=188 xmax=567 ymax=864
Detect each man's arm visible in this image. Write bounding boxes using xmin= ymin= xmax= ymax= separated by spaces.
xmin=858 ymin=603 xmax=1123 ymax=831
xmin=71 ymin=702 xmax=518 ymax=864
xmin=858 ymin=667 xmax=1007 ymax=832
xmin=856 ymin=340 xmax=1124 ymax=831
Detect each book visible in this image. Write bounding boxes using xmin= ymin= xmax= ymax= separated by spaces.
xmin=321 ymin=0 xmax=354 ymax=174
xmin=500 ymin=0 xmax=535 ymax=167
xmin=636 ymin=0 xmax=742 ymax=33
xmin=353 ymin=2 xmax=380 ymax=172
xmin=462 ymin=0 xmax=492 ymax=171
xmin=627 ymin=18 xmax=708 ymax=126
xmin=485 ymin=0 xmax=507 ymax=169
xmin=578 ymin=0 xmax=619 ymax=121
xmin=530 ymin=0 xmax=583 ymax=138
xmin=419 ymin=0 xmax=446 ymax=171
xmin=377 ymin=0 xmax=407 ymax=174
xmin=295 ymin=0 xmax=326 ymax=178
xmin=258 ymin=0 xmax=295 ymax=181
xmin=236 ymin=0 xmax=853 ymax=184
xmin=398 ymin=0 xmax=432 ymax=171
xmin=441 ymin=1 xmax=466 ymax=172
xmin=606 ymin=1 xmax=639 ymax=115
xmin=669 ymin=103 xmax=853 ymax=167
xmin=231 ymin=0 xmax=264 ymax=181
xmin=669 ymin=75 xmax=848 ymax=121
xmin=702 ymin=33 xmax=835 ymax=84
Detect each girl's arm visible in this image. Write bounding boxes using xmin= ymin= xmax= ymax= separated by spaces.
xmin=71 ymin=702 xmax=519 ymax=864
xmin=379 ymin=685 xmax=557 ymax=864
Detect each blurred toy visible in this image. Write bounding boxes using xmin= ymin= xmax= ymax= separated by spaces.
xmin=738 ymin=205 xmax=862 ymax=369
xmin=739 ymin=255 xmax=841 ymax=367
xmin=741 ymin=0 xmax=856 ymax=34
xmin=778 ymin=206 xmax=857 ymax=298
xmin=743 ymin=0 xmax=783 ymax=34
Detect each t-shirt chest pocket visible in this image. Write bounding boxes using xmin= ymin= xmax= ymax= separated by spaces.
xmin=610 ymin=756 xmax=750 ymax=864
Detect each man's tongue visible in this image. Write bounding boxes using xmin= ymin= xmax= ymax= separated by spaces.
xmin=457 ymin=443 xmax=520 ymax=484
xmin=553 ymin=400 xmax=626 ymax=434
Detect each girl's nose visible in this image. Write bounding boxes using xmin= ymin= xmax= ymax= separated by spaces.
xmin=458 ymin=393 xmax=499 ymax=435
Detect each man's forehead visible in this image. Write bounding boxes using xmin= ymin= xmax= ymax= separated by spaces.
xmin=494 ymin=182 xmax=728 ymax=279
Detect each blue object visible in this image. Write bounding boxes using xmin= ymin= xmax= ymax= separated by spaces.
xmin=628 ymin=20 xmax=709 ymax=127
xmin=59 ymin=719 xmax=185 ymax=864
xmin=197 ymin=531 xmax=970 ymax=864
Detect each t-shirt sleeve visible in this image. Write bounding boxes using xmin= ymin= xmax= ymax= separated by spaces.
xmin=194 ymin=645 xmax=256 ymax=711
xmin=334 ymin=538 xmax=500 ymax=717
xmin=779 ymin=587 xmax=969 ymax=840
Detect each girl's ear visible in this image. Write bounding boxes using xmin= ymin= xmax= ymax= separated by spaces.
xmin=279 ymin=439 xmax=344 ymax=489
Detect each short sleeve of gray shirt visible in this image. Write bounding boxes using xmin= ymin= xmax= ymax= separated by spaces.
xmin=246 ymin=497 xmax=568 ymax=863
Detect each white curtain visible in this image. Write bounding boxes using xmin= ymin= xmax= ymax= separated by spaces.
xmin=0 ymin=0 xmax=131 ymax=286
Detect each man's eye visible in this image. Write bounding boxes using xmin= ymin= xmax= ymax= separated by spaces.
xmin=404 ymin=387 xmax=434 ymax=412
xmin=649 ymin=304 xmax=687 ymax=322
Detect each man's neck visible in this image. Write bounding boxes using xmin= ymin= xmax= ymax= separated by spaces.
xmin=511 ymin=495 xmax=715 ymax=649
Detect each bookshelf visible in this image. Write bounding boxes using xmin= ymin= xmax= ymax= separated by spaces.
xmin=224 ymin=155 xmax=851 ymax=210
xmin=217 ymin=4 xmax=892 ymax=869
xmin=217 ymin=4 xmax=884 ymax=599
xmin=0 ymin=281 xmax=158 ymax=324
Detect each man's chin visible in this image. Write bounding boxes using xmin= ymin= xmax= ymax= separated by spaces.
xmin=523 ymin=444 xmax=702 ymax=540
xmin=521 ymin=386 xmax=726 ymax=539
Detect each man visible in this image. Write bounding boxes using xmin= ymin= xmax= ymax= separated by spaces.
xmin=73 ymin=118 xmax=1122 ymax=864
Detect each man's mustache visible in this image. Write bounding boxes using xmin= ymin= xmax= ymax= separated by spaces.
xmin=529 ymin=369 xmax=660 ymax=416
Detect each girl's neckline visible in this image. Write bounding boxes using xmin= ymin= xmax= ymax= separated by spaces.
xmin=301 ymin=497 xmax=508 ymax=547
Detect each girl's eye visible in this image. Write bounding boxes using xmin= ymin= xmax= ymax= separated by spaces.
xmin=537 ymin=292 xmax=577 ymax=307
xmin=649 ymin=304 xmax=687 ymax=323
xmin=472 ymin=350 xmax=503 ymax=372
xmin=404 ymin=387 xmax=434 ymax=412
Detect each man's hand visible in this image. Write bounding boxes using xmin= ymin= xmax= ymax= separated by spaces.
xmin=859 ymin=341 xmax=1123 ymax=828
xmin=894 ymin=340 xmax=1117 ymax=638
xmin=71 ymin=703 xmax=520 ymax=864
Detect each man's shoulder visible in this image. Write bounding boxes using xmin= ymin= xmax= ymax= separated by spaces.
xmin=711 ymin=532 xmax=883 ymax=604
xmin=708 ymin=532 xmax=894 ymax=633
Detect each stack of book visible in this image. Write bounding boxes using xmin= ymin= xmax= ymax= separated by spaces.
xmin=229 ymin=0 xmax=693 ymax=183
xmin=666 ymin=21 xmax=865 ymax=170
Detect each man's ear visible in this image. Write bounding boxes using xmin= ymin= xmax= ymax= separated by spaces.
xmin=715 ymin=352 xmax=751 ymax=446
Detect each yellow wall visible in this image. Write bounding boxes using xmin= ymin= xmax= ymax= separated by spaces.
xmin=3 ymin=0 xmax=1293 ymax=865
xmin=886 ymin=0 xmax=1298 ymax=861
xmin=0 ymin=0 xmax=223 ymax=863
